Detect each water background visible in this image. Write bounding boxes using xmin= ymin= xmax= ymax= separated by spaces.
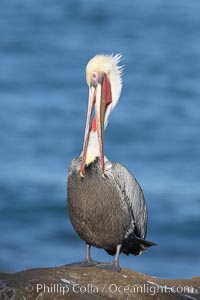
xmin=0 ymin=0 xmax=200 ymax=279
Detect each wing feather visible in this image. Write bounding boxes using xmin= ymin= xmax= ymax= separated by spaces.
xmin=112 ymin=162 xmax=148 ymax=239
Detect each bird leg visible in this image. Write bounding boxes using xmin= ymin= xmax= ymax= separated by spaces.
xmin=67 ymin=244 xmax=99 ymax=267
xmin=96 ymin=244 xmax=122 ymax=272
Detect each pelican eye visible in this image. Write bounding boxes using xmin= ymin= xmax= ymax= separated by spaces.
xmin=91 ymin=71 xmax=99 ymax=86
xmin=92 ymin=72 xmax=98 ymax=79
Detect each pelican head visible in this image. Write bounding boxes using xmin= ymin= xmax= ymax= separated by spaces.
xmin=80 ymin=54 xmax=123 ymax=177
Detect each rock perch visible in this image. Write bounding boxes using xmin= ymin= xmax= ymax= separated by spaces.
xmin=0 ymin=265 xmax=199 ymax=299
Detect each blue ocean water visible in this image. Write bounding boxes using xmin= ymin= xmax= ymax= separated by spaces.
xmin=0 ymin=0 xmax=199 ymax=279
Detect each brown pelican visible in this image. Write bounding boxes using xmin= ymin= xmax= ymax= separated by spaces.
xmin=67 ymin=54 xmax=156 ymax=272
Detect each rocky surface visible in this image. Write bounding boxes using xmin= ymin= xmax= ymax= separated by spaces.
xmin=0 ymin=264 xmax=199 ymax=300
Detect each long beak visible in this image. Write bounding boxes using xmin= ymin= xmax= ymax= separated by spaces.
xmin=95 ymin=82 xmax=105 ymax=176
xmin=80 ymin=86 xmax=96 ymax=177
xmin=80 ymin=83 xmax=105 ymax=177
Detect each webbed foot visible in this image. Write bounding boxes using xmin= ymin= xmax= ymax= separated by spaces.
xmin=67 ymin=259 xmax=99 ymax=267
xmin=96 ymin=262 xmax=121 ymax=272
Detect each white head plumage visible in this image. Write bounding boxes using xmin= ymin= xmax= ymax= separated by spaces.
xmin=86 ymin=54 xmax=123 ymax=128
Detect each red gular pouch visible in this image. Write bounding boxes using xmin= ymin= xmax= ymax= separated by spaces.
xmin=92 ymin=115 xmax=97 ymax=131
xmin=101 ymin=73 xmax=112 ymax=110
xmin=92 ymin=73 xmax=112 ymax=132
